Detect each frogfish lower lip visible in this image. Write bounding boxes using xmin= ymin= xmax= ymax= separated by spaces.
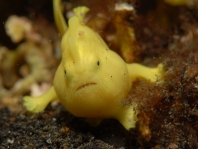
xmin=76 ymin=82 xmax=97 ymax=91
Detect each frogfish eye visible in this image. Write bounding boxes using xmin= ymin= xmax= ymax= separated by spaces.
xmin=64 ymin=70 xmax=66 ymax=75
xmin=97 ymin=61 xmax=100 ymax=66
